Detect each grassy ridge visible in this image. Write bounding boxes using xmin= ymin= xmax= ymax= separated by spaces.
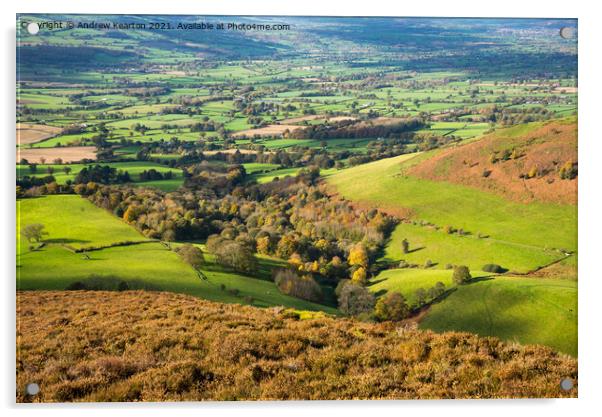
xmin=383 ymin=222 xmax=563 ymax=273
xmin=18 ymin=243 xmax=196 ymax=290
xmin=328 ymin=135 xmax=577 ymax=356
xmin=369 ymin=269 xmax=577 ymax=356
xmin=17 ymin=195 xmax=145 ymax=250
xmin=17 ymin=244 xmax=336 ymax=313
xmin=327 ymin=153 xmax=576 ymax=251
xmin=420 ymin=276 xmax=578 ymax=356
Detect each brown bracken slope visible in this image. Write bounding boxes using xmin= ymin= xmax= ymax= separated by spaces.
xmin=17 ymin=291 xmax=577 ymax=402
xmin=409 ymin=120 xmax=577 ymax=205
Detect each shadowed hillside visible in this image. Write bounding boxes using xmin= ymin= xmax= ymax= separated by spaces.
xmin=17 ymin=291 xmax=577 ymax=402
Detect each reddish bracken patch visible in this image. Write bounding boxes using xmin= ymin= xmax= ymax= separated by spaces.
xmin=409 ymin=121 xmax=577 ymax=205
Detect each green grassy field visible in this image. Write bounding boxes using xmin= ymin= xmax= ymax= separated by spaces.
xmin=420 ymin=276 xmax=578 ymax=356
xmin=17 ymin=162 xmax=184 ymax=190
xmin=242 ymin=162 xmax=280 ymax=174
xmin=383 ymin=221 xmax=564 ymax=273
xmin=250 ymin=167 xmax=302 ymax=183
xmin=136 ymin=178 xmax=183 ymax=192
xmin=17 ymin=195 xmax=146 ymax=250
xmin=368 ymin=268 xmax=577 ymax=356
xmin=17 ymin=195 xmax=337 ymax=313
xmin=327 ymin=153 xmax=577 ymax=252
xmin=16 ymin=243 xmax=337 ymax=313
xmin=369 ymin=268 xmax=490 ymax=305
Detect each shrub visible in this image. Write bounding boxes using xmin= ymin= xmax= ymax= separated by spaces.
xmin=21 ymin=223 xmax=47 ymax=243
xmin=351 ymin=266 xmax=367 ymax=285
xmin=65 ymin=281 xmax=87 ymax=291
xmin=402 ymin=238 xmax=410 ymax=254
xmin=374 ymin=292 xmax=410 ymax=321
xmin=65 ymin=275 xmax=160 ymax=292
xmin=482 ymin=264 xmax=506 ymax=273
xmin=175 ymin=244 xmax=205 ymax=269
xmin=338 ymin=283 xmax=375 ymax=316
xmin=348 ymin=244 xmax=369 ymax=268
xmin=274 ymin=269 xmax=323 ymax=303
xmin=414 ymin=288 xmax=427 ymax=307
xmin=16 ymin=291 xmax=578 ymax=401
xmin=428 ymin=282 xmax=446 ymax=299
xmin=334 ymin=279 xmax=351 ymax=297
xmin=500 ymin=149 xmax=512 ymax=161
xmin=452 ymin=265 xmax=472 ymax=285
xmin=444 ymin=225 xmax=456 ymax=234
xmin=559 ymin=160 xmax=577 ymax=180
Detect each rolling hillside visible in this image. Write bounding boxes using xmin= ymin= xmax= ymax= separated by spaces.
xmin=328 ymin=118 xmax=577 ymax=356
xmin=17 ymin=195 xmax=337 ymax=313
xmin=368 ymin=271 xmax=577 ymax=356
xmin=409 ymin=119 xmax=577 ymax=205
xmin=327 ymin=120 xmax=578 ymax=272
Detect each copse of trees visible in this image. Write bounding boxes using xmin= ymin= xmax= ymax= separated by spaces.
xmin=17 ymin=175 xmax=56 ymax=190
xmin=374 ymin=292 xmax=410 ymax=322
xmin=206 ymin=235 xmax=258 ymax=274
xmin=130 ymin=133 xmax=416 ymax=174
xmin=337 ymin=281 xmax=375 ymax=316
xmin=21 ymin=223 xmax=47 ymax=243
xmin=175 ymin=244 xmax=205 ymax=269
xmin=452 ymin=265 xmax=472 ymax=285
xmin=273 ymin=268 xmax=323 ymax=303
xmin=479 ymin=104 xmax=554 ymax=125
xmin=86 ymin=178 xmax=392 ymax=281
xmin=74 ymin=165 xmax=131 ymax=185
xmin=289 ymin=118 xmax=427 ymax=140
xmin=139 ymin=169 xmax=173 ymax=181
xmin=183 ymin=164 xmax=247 ymax=193
xmin=190 ymin=120 xmax=219 ymax=132
xmin=482 ymin=264 xmax=506 ymax=273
